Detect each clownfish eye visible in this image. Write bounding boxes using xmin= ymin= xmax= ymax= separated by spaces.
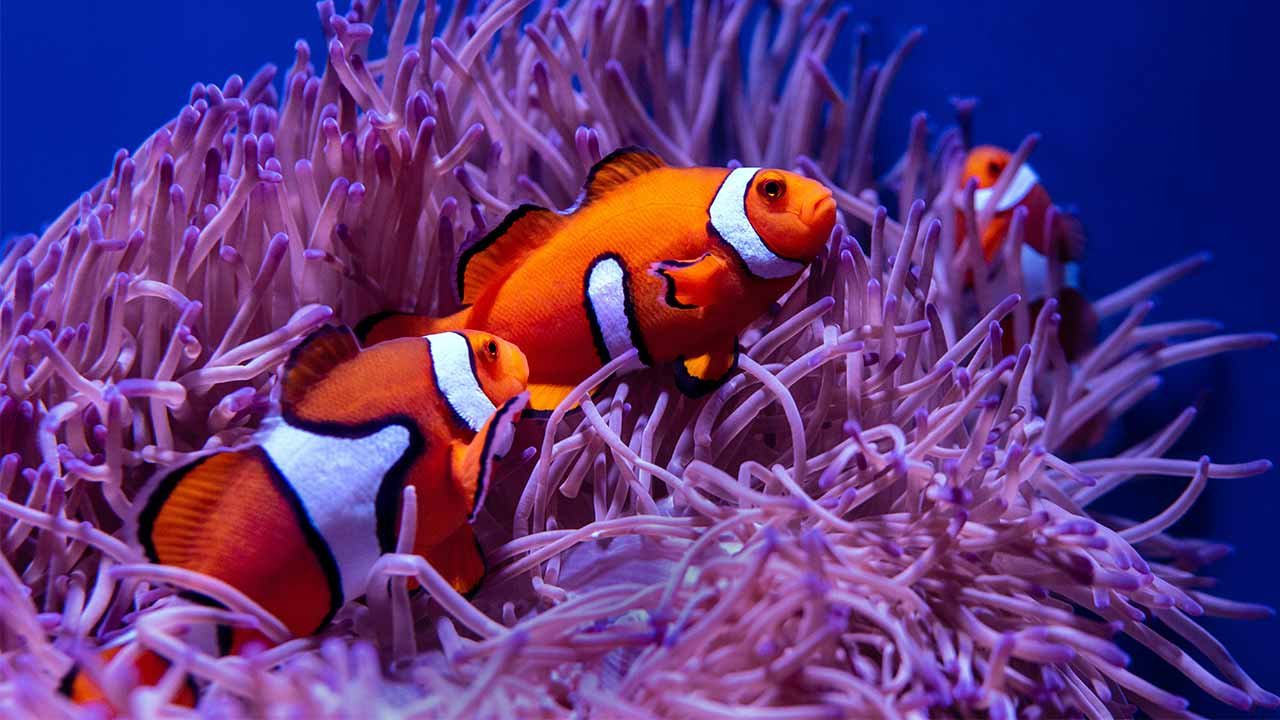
xmin=485 ymin=340 xmax=499 ymax=360
xmin=758 ymin=177 xmax=785 ymax=201
xmin=986 ymin=160 xmax=1004 ymax=178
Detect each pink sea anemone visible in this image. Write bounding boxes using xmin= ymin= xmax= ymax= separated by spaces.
xmin=1 ymin=1 xmax=1275 ymax=717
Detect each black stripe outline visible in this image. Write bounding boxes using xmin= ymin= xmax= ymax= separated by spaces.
xmin=653 ymin=253 xmax=710 ymax=310
xmin=708 ymin=171 xmax=808 ymax=279
xmin=353 ymin=310 xmax=405 ymax=344
xmin=456 ymin=203 xmax=549 ymax=303
xmin=582 ymin=252 xmax=653 ymax=368
xmin=276 ymin=409 xmax=426 ymax=558
xmin=249 ymin=446 xmax=346 ymax=626
xmin=673 ymin=339 xmax=742 ymax=398
xmin=466 ymin=394 xmax=523 ymax=523
xmin=426 ymin=332 xmax=491 ymax=434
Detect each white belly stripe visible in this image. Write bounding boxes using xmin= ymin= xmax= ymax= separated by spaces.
xmin=709 ymin=167 xmax=805 ymax=280
xmin=260 ymin=422 xmax=410 ymax=604
xmin=586 ymin=256 xmax=637 ymax=361
xmin=427 ymin=332 xmax=495 ymax=433
xmin=974 ymin=164 xmax=1040 ymax=213
xmin=1020 ymin=244 xmax=1080 ymax=299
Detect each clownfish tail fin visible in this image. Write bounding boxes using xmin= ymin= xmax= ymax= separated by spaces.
xmin=457 ymin=204 xmax=564 ymax=305
xmin=353 ymin=310 xmax=464 ymax=346
xmin=452 ymin=392 xmax=529 ymax=523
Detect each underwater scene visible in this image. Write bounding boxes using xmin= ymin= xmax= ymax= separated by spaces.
xmin=1 ymin=1 xmax=1277 ymax=717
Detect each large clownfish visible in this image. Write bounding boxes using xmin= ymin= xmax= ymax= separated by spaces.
xmin=62 ymin=326 xmax=529 ymax=713
xmin=957 ymin=145 xmax=1097 ymax=361
xmin=357 ymin=146 xmax=837 ymax=413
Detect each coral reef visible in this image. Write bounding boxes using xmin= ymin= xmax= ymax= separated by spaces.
xmin=0 ymin=0 xmax=1274 ymax=717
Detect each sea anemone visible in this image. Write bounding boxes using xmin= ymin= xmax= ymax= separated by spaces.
xmin=0 ymin=1 xmax=1275 ymax=717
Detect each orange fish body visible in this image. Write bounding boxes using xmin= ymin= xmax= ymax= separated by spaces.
xmin=63 ymin=327 xmax=528 ymax=712
xmin=359 ymin=147 xmax=837 ymax=413
xmin=957 ymin=145 xmax=1066 ymax=262
xmin=956 ymin=145 xmax=1097 ymax=362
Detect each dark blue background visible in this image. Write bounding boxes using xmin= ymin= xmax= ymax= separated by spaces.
xmin=3 ymin=1 xmax=1276 ymax=709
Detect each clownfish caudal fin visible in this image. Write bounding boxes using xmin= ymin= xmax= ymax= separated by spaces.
xmin=280 ymin=324 xmax=360 ymax=420
xmin=457 ymin=205 xmax=565 ymax=305
xmin=424 ymin=524 xmax=487 ymax=595
xmin=580 ymin=147 xmax=666 ymax=205
xmin=673 ymin=343 xmax=740 ymax=398
xmin=653 ymin=252 xmax=733 ymax=310
xmin=451 ymin=392 xmax=529 ymax=522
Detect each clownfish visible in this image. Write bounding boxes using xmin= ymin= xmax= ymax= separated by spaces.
xmin=62 ymin=326 xmax=529 ymax=713
xmin=957 ymin=145 xmax=1097 ymax=361
xmin=357 ymin=147 xmax=837 ymax=413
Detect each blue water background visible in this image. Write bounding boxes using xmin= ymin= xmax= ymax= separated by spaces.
xmin=2 ymin=0 xmax=1277 ymax=709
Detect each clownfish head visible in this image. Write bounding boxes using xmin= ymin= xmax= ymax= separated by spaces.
xmin=961 ymin=145 xmax=1045 ymax=218
xmin=963 ymin=145 xmax=1014 ymax=189
xmin=742 ymin=169 xmax=837 ymax=265
xmin=457 ymin=331 xmax=529 ymax=406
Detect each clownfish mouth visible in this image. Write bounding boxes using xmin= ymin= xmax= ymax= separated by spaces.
xmin=802 ymin=194 xmax=837 ymax=226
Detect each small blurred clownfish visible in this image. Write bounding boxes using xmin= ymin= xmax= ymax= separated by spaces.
xmin=59 ymin=631 xmax=198 ymax=713
xmin=957 ymin=145 xmax=1097 ymax=362
xmin=62 ymin=326 xmax=529 ymax=713
xmin=357 ymin=146 xmax=837 ymax=414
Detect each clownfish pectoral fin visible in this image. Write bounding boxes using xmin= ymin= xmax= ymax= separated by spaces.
xmin=457 ymin=205 xmax=564 ymax=304
xmin=424 ymin=523 xmax=487 ymax=595
xmin=580 ymin=147 xmax=667 ymax=206
xmin=653 ymin=252 xmax=733 ymax=310
xmin=450 ymin=393 xmax=529 ymax=522
xmin=280 ymin=324 xmax=360 ymax=420
xmin=673 ymin=342 xmax=740 ymax=398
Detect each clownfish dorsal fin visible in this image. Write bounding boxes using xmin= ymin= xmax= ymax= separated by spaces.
xmin=581 ymin=147 xmax=667 ymax=206
xmin=457 ymin=204 xmax=565 ymax=305
xmin=280 ymin=324 xmax=360 ymax=417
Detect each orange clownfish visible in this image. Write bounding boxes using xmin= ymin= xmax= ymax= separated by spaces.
xmin=62 ymin=326 xmax=528 ymax=712
xmin=957 ymin=145 xmax=1097 ymax=361
xmin=357 ymin=147 xmax=837 ymax=413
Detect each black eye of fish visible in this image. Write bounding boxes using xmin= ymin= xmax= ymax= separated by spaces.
xmin=759 ymin=178 xmax=785 ymax=200
xmin=987 ymin=161 xmax=1004 ymax=178
xmin=485 ymin=340 xmax=499 ymax=359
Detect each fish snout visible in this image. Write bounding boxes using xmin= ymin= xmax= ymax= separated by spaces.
xmin=803 ymin=192 xmax=837 ymax=229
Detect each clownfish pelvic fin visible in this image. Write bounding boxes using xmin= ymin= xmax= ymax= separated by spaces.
xmin=653 ymin=252 xmax=734 ymax=310
xmin=524 ymin=383 xmax=582 ymax=415
xmin=673 ymin=342 xmax=740 ymax=398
